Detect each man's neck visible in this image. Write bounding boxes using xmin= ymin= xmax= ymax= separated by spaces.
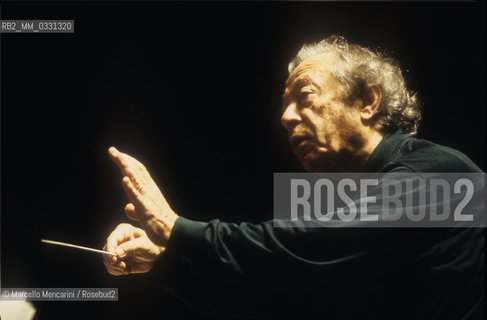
xmin=364 ymin=130 xmax=384 ymax=162
xmin=308 ymin=129 xmax=385 ymax=173
xmin=338 ymin=129 xmax=385 ymax=172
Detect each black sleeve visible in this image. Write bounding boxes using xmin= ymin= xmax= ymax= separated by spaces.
xmin=152 ymin=215 xmax=458 ymax=318
xmin=151 ymin=170 xmax=484 ymax=318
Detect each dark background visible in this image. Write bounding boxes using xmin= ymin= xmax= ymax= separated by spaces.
xmin=1 ymin=1 xmax=485 ymax=319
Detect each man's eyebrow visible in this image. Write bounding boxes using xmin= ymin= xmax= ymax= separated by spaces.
xmin=283 ymin=77 xmax=312 ymax=96
xmin=292 ymin=77 xmax=321 ymax=91
xmin=292 ymin=78 xmax=310 ymax=89
xmin=281 ymin=76 xmax=321 ymax=110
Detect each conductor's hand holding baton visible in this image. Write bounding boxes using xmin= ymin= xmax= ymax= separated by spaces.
xmin=103 ymin=147 xmax=179 ymax=276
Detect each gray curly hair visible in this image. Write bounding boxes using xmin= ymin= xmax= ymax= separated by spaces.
xmin=288 ymin=35 xmax=421 ymax=135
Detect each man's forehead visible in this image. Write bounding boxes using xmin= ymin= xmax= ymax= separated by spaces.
xmin=285 ymin=52 xmax=338 ymax=88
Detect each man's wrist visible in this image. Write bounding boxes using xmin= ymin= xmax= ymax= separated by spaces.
xmin=163 ymin=212 xmax=179 ymax=244
xmin=164 ymin=216 xmax=208 ymax=255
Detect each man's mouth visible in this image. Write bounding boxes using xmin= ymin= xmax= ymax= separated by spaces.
xmin=290 ymin=135 xmax=311 ymax=151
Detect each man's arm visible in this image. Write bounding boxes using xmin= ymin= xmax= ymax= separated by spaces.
xmin=104 ymin=147 xmax=439 ymax=281
xmin=103 ymin=147 xmax=482 ymax=318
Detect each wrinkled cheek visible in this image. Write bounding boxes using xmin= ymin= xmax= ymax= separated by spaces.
xmin=311 ymin=112 xmax=333 ymax=145
xmin=314 ymin=125 xmax=331 ymax=147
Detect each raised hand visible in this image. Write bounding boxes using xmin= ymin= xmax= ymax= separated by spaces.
xmin=108 ymin=146 xmax=179 ymax=246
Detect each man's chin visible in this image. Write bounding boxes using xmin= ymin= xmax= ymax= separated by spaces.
xmin=299 ymin=152 xmax=341 ymax=172
xmin=298 ymin=153 xmax=320 ymax=172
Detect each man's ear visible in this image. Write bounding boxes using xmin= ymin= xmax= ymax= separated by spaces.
xmin=360 ymin=83 xmax=382 ymax=120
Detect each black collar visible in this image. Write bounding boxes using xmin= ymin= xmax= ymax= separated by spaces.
xmin=363 ymin=129 xmax=411 ymax=172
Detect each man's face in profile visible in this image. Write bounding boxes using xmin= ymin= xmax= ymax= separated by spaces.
xmin=281 ymin=53 xmax=364 ymax=172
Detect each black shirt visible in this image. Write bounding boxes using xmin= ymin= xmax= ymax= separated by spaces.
xmin=156 ymin=130 xmax=485 ymax=319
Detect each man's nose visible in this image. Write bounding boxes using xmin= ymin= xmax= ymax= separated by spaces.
xmin=281 ymin=103 xmax=301 ymax=132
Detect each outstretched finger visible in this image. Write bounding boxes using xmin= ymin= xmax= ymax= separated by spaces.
xmin=108 ymin=147 xmax=149 ymax=188
xmin=122 ymin=176 xmax=145 ymax=209
xmin=108 ymin=147 xmax=130 ymax=174
xmin=121 ymin=176 xmax=140 ymax=206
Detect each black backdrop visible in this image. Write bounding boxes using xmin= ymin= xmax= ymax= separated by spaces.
xmin=1 ymin=1 xmax=485 ymax=319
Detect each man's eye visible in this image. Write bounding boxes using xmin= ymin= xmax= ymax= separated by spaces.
xmin=298 ymin=92 xmax=312 ymax=102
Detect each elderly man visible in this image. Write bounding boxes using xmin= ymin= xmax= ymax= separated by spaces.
xmin=103 ymin=36 xmax=484 ymax=319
